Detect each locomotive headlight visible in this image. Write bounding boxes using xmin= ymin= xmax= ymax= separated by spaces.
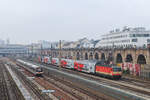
xmin=111 ymin=72 xmax=113 ymax=75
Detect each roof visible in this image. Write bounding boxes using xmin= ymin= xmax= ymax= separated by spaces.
xmin=17 ymin=59 xmax=40 ymax=69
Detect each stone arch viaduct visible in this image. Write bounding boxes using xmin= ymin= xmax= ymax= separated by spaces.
xmin=41 ymin=48 xmax=150 ymax=65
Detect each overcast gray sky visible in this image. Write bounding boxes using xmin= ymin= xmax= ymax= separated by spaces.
xmin=0 ymin=0 xmax=150 ymax=44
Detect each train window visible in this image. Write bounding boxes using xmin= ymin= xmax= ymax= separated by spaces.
xmin=96 ymin=61 xmax=103 ymax=66
xmin=96 ymin=63 xmax=101 ymax=66
xmin=113 ymin=68 xmax=122 ymax=72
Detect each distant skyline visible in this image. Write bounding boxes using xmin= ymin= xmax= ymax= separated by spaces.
xmin=0 ymin=0 xmax=150 ymax=44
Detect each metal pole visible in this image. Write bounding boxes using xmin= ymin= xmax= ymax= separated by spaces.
xmin=59 ymin=40 xmax=61 ymax=68
xmin=32 ymin=45 xmax=33 ymax=57
xmin=112 ymin=42 xmax=114 ymax=64
xmin=41 ymin=44 xmax=42 ymax=56
xmin=40 ymin=43 xmax=43 ymax=63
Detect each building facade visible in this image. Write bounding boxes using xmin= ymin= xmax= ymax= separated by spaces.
xmin=0 ymin=44 xmax=28 ymax=56
xmin=99 ymin=27 xmax=150 ymax=48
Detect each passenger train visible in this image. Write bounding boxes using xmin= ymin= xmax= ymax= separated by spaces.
xmin=17 ymin=59 xmax=43 ymax=76
xmin=38 ymin=56 xmax=122 ymax=79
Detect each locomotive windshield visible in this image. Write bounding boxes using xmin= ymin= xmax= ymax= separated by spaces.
xmin=96 ymin=60 xmax=115 ymax=67
xmin=113 ymin=67 xmax=122 ymax=72
xmin=36 ymin=68 xmax=42 ymax=72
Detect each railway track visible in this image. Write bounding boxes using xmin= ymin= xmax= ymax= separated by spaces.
xmin=52 ymin=63 xmax=150 ymax=92
xmin=16 ymin=60 xmax=112 ymax=100
xmin=22 ymin=65 xmax=76 ymax=100
xmin=22 ymin=60 xmax=133 ymax=99
xmin=43 ymin=74 xmax=111 ymax=100
xmin=9 ymin=58 xmax=150 ymax=100
xmin=121 ymin=76 xmax=150 ymax=88
xmin=30 ymin=60 xmax=150 ymax=100
xmin=8 ymin=63 xmax=51 ymax=100
xmin=0 ymin=61 xmax=25 ymax=100
xmin=0 ymin=62 xmax=10 ymax=100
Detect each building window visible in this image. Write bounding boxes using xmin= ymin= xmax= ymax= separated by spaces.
xmin=147 ymin=39 xmax=150 ymax=43
xmin=130 ymin=34 xmax=150 ymax=37
xmin=132 ymin=39 xmax=138 ymax=42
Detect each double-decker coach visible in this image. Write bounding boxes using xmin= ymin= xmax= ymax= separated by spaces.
xmin=51 ymin=58 xmax=59 ymax=65
xmin=74 ymin=60 xmax=95 ymax=73
xmin=43 ymin=56 xmax=51 ymax=64
xmin=60 ymin=59 xmax=74 ymax=69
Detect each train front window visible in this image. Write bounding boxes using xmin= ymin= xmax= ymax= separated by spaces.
xmin=113 ymin=68 xmax=122 ymax=72
xmin=36 ymin=68 xmax=42 ymax=72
